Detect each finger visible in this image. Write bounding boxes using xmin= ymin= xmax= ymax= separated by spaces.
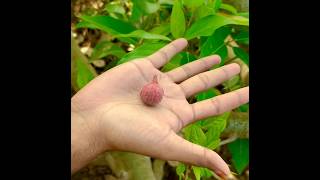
xmin=147 ymin=38 xmax=188 ymax=68
xmin=188 ymin=87 xmax=249 ymax=124
xmin=162 ymin=133 xmax=231 ymax=178
xmin=166 ymin=55 xmax=221 ymax=83
xmin=180 ymin=63 xmax=241 ymax=98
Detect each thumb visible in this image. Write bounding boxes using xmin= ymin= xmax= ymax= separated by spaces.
xmin=161 ymin=133 xmax=231 ymax=178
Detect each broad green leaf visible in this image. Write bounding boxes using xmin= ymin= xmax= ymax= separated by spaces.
xmin=132 ymin=0 xmax=160 ymax=14
xmin=104 ymin=3 xmax=125 ymax=14
xmin=183 ymin=0 xmax=204 ymax=8
xmin=232 ymin=30 xmax=249 ymax=44
xmin=80 ymin=15 xmax=136 ymax=35
xmin=161 ymin=53 xmax=183 ymax=72
xmin=213 ymin=0 xmax=222 ymax=12
xmin=192 ymin=166 xmax=202 ymax=180
xmin=170 ymin=0 xmax=186 ymax=38
xmin=90 ymin=41 xmax=126 ymax=61
xmin=149 ymin=24 xmax=171 ymax=36
xmin=200 ymin=26 xmax=231 ymax=64
xmin=202 ymin=168 xmax=213 ymax=177
xmin=117 ymin=42 xmax=166 ymax=65
xmin=76 ymin=58 xmax=95 ymax=89
xmin=185 ymin=14 xmax=248 ymax=39
xmin=176 ymin=163 xmax=186 ymax=180
xmin=233 ymin=47 xmax=249 ymax=65
xmin=194 ymin=4 xmax=214 ymax=20
xmin=115 ymin=30 xmax=171 ymax=41
xmin=239 ymin=103 xmax=249 ymax=112
xmin=228 ymin=138 xmax=249 ymax=174
xmin=220 ymin=3 xmax=238 ymax=14
xmin=184 ymin=124 xmax=206 ymax=146
xmin=180 ymin=52 xmax=197 ymax=65
xmin=130 ymin=3 xmax=143 ymax=22
xmin=76 ymin=21 xmax=97 ymax=29
xmin=195 ymin=88 xmax=218 ymax=102
xmin=207 ymin=138 xmax=220 ymax=150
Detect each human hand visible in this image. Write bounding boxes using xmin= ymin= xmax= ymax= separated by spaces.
xmin=71 ymin=38 xmax=249 ymax=178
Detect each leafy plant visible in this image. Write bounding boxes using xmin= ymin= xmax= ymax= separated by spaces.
xmin=72 ymin=0 xmax=249 ymax=179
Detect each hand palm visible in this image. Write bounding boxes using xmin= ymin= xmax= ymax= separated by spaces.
xmin=72 ymin=39 xmax=249 ymax=178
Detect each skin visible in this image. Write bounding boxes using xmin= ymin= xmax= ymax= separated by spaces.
xmin=71 ymin=38 xmax=249 ymax=178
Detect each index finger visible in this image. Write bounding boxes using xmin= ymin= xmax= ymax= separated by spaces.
xmin=147 ymin=38 xmax=188 ymax=68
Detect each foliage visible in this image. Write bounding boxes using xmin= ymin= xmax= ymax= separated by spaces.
xmin=72 ymin=0 xmax=249 ymax=179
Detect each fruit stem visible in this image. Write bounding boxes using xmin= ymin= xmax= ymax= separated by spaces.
xmin=152 ymin=75 xmax=158 ymax=83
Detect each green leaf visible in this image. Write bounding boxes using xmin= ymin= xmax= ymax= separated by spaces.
xmin=184 ymin=124 xmax=207 ymax=146
xmin=104 ymin=3 xmax=125 ymax=14
xmin=232 ymin=30 xmax=249 ymax=44
xmin=213 ymin=0 xmax=222 ymax=12
xmin=239 ymin=103 xmax=249 ymax=112
xmin=220 ymin=3 xmax=238 ymax=14
xmin=115 ymin=30 xmax=171 ymax=41
xmin=200 ymin=26 xmax=231 ymax=64
xmin=238 ymin=12 xmax=249 ymax=18
xmin=183 ymin=0 xmax=204 ymax=8
xmin=207 ymin=139 xmax=220 ymax=150
xmin=75 ymin=21 xmax=97 ymax=29
xmin=170 ymin=0 xmax=186 ymax=38
xmin=117 ymin=42 xmax=166 ymax=65
xmin=185 ymin=14 xmax=248 ymax=39
xmin=228 ymin=138 xmax=249 ymax=174
xmin=192 ymin=166 xmax=202 ymax=180
xmin=180 ymin=52 xmax=197 ymax=65
xmin=132 ymin=0 xmax=160 ymax=14
xmin=80 ymin=15 xmax=136 ymax=35
xmin=161 ymin=53 xmax=183 ymax=72
xmin=202 ymin=168 xmax=213 ymax=177
xmin=76 ymin=58 xmax=95 ymax=89
xmin=90 ymin=41 xmax=126 ymax=61
xmin=233 ymin=47 xmax=249 ymax=65
xmin=130 ymin=3 xmax=143 ymax=22
xmin=223 ymin=75 xmax=240 ymax=90
xmin=195 ymin=88 xmax=218 ymax=102
xmin=176 ymin=163 xmax=186 ymax=180
xmin=194 ymin=4 xmax=215 ymax=20
xmin=149 ymin=24 xmax=171 ymax=36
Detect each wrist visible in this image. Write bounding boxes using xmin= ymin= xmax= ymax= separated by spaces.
xmin=71 ymin=101 xmax=111 ymax=173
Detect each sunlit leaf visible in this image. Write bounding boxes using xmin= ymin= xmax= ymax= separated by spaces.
xmin=115 ymin=30 xmax=171 ymax=41
xmin=170 ymin=0 xmax=186 ymax=38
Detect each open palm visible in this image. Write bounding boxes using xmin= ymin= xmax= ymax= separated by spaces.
xmin=72 ymin=38 xmax=249 ymax=178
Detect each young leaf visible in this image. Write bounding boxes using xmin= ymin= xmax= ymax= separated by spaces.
xmin=115 ymin=30 xmax=171 ymax=41
xmin=90 ymin=41 xmax=125 ymax=61
xmin=170 ymin=0 xmax=186 ymax=38
xmin=185 ymin=14 xmax=248 ymax=39
xmin=80 ymin=15 xmax=136 ymax=35
xmin=117 ymin=42 xmax=166 ymax=65
xmin=220 ymin=3 xmax=238 ymax=14
xmin=213 ymin=0 xmax=222 ymax=12
xmin=228 ymin=138 xmax=249 ymax=174
xmin=132 ymin=0 xmax=160 ymax=14
xmin=192 ymin=166 xmax=202 ymax=180
xmin=233 ymin=47 xmax=249 ymax=65
xmin=176 ymin=163 xmax=186 ymax=180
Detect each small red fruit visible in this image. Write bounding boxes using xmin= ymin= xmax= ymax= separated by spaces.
xmin=140 ymin=75 xmax=164 ymax=106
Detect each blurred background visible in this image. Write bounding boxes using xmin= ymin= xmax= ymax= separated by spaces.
xmin=71 ymin=0 xmax=249 ymax=179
